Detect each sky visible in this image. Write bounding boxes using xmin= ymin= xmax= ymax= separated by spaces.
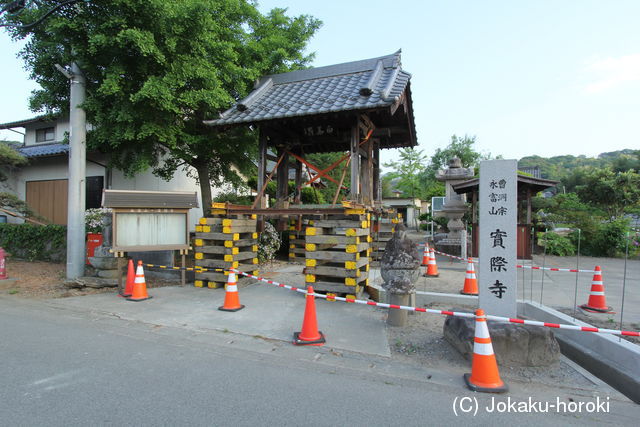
xmin=1 ymin=0 xmax=639 ymax=170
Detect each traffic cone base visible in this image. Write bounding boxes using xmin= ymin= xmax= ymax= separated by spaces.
xmin=463 ymin=373 xmax=508 ymax=393
xmin=219 ymin=304 xmax=245 ymax=312
xmin=126 ymin=295 xmax=152 ymax=302
xmin=579 ymin=304 xmax=613 ymax=314
xmin=218 ymin=273 xmax=244 ymax=312
xmin=293 ymin=331 xmax=326 ymax=346
xmin=421 ymin=246 xmax=429 ymax=266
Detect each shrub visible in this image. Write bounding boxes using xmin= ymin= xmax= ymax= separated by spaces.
xmin=212 ymin=191 xmax=253 ymax=206
xmin=257 ymin=221 xmax=281 ymax=263
xmin=300 ymin=187 xmax=325 ymax=204
xmin=538 ymin=231 xmax=575 ymax=256
xmin=85 ymin=208 xmax=112 ymax=233
xmin=0 ymin=223 xmax=66 ymax=262
xmin=578 ymin=218 xmax=630 ymax=257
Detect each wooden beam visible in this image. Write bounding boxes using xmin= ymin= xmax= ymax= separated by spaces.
xmin=373 ymin=141 xmax=381 ymax=202
xmin=350 ymin=122 xmax=360 ymax=201
xmin=256 ymin=131 xmax=268 ymax=209
xmin=276 ymin=148 xmax=289 ymax=207
xmin=294 ymin=159 xmax=302 ymax=204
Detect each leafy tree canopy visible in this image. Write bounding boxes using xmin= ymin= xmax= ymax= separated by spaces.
xmin=0 ymin=142 xmax=27 ymax=181
xmin=383 ymin=147 xmax=427 ymax=199
xmin=3 ymin=0 xmax=321 ymax=209
xmin=575 ymin=168 xmax=640 ymax=220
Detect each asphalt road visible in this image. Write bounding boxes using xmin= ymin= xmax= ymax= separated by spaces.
xmin=1 ymin=297 xmax=638 ymax=426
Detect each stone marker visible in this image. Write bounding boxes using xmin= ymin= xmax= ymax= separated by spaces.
xmin=479 ymin=159 xmax=517 ymax=318
xmin=381 ymin=223 xmax=421 ymax=326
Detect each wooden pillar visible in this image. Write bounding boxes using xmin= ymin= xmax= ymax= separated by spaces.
xmin=294 ymin=157 xmax=302 ymax=204
xmin=526 ymin=187 xmax=532 ymax=224
xmin=257 ymin=131 xmax=268 ymax=209
xmin=349 ymin=124 xmax=360 ymax=201
xmin=373 ymin=141 xmax=381 ymax=202
xmin=276 ymin=147 xmax=289 ymax=207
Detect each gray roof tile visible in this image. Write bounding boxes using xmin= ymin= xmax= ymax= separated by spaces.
xmin=18 ymin=143 xmax=69 ymax=158
xmin=205 ymin=50 xmax=411 ymax=127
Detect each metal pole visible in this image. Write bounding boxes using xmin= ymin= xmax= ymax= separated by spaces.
xmin=530 ymin=226 xmax=534 ymax=301
xmin=619 ymin=232 xmax=630 ymax=341
xmin=66 ymin=61 xmax=86 ymax=279
xmin=540 ymin=228 xmax=547 ymax=305
xmin=520 ymin=227 xmax=525 ymax=301
xmin=572 ymin=228 xmax=581 ymax=319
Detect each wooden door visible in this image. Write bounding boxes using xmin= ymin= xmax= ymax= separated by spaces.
xmin=26 ymin=179 xmax=68 ymax=225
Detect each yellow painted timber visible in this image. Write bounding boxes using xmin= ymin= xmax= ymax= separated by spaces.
xmin=345 ymin=209 xmax=365 ymax=215
xmin=195 ymin=252 xmax=203 ymax=259
xmin=289 ymin=244 xmax=295 ymax=249
xmin=195 ymin=239 xmax=203 ymax=246
xmin=252 ymin=258 xmax=259 ymax=264
xmin=361 ymin=221 xmax=368 ymax=228
xmin=305 ymin=227 xmax=317 ymax=236
xmin=194 ymin=280 xmax=204 ymax=287
xmin=346 ymin=228 xmax=357 ymax=236
xmin=224 ymin=254 xmax=234 ymax=262
xmin=211 ymin=209 xmax=226 ymax=215
xmin=250 ymin=214 xmax=257 ymax=219
xmin=305 ymin=243 xmax=316 ymax=251
xmin=195 ymin=225 xmax=203 ymax=232
xmin=327 ymin=293 xmax=336 ymax=302
xmin=306 ymin=259 xmax=317 ymax=267
xmin=231 ymin=261 xmax=239 ymax=269
xmin=305 ymin=274 xmax=316 ymax=283
xmin=207 ymin=282 xmax=223 ymax=289
xmin=365 ymin=264 xmax=370 ymax=272
xmin=211 ymin=202 xmax=226 ymax=209
xmin=224 ymin=241 xmax=234 ymax=248
xmin=346 ymin=244 xmax=359 ymax=253
xmin=289 ymin=253 xmax=295 ymax=258
xmin=367 ymin=236 xmax=372 ymax=243
xmin=252 ymin=232 xmax=258 ymax=239
xmin=345 ymin=277 xmax=357 ymax=286
xmin=289 ymin=226 xmax=295 ymax=231
xmin=345 ymin=261 xmax=356 ymax=269
xmin=222 ymin=219 xmax=233 ymax=226
xmin=308 ymin=220 xmax=314 ymax=225
xmin=252 ymin=245 xmax=258 ymax=252
xmin=232 ymin=247 xmax=239 ymax=255
xmin=391 ymin=218 xmax=398 ymax=224
xmin=346 ymin=294 xmax=356 ymax=300
xmin=199 ymin=217 xmax=207 ymax=225
xmin=202 ymin=225 xmax=211 ymax=232
xmin=289 ymin=234 xmax=296 ymax=239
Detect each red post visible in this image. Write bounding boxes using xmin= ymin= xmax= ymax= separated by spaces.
xmin=0 ymin=247 xmax=7 ymax=280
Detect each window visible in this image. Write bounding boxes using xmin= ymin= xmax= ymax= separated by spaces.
xmin=35 ymin=127 xmax=55 ymax=142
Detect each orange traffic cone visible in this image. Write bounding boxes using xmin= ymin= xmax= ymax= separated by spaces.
xmin=293 ymin=286 xmax=325 ymax=346
xmin=580 ymin=266 xmax=612 ymax=313
xmin=460 ymin=258 xmax=478 ymax=295
xmin=424 ymin=248 xmax=439 ymax=277
xmin=421 ymin=245 xmax=430 ymax=266
xmin=464 ymin=309 xmax=508 ymax=393
xmin=120 ymin=259 xmax=134 ymax=297
xmin=218 ymin=272 xmax=245 ymax=312
xmin=126 ymin=261 xmax=152 ymax=302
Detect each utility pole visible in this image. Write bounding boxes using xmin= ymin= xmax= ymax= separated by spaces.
xmin=65 ymin=62 xmax=86 ymax=279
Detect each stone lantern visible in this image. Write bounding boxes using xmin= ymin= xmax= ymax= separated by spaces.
xmin=435 ymin=157 xmax=474 ymax=256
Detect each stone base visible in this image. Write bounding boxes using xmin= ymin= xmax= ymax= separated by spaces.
xmin=97 ymin=269 xmax=120 ymax=279
xmin=435 ymin=242 xmax=463 ymax=257
xmin=443 ymin=312 xmax=560 ymax=367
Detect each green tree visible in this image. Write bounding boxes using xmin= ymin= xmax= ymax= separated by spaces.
xmin=4 ymin=0 xmax=321 ymax=209
xmin=383 ymin=148 xmax=427 ymax=198
xmin=0 ymin=142 xmax=27 ymax=181
xmin=429 ymin=134 xmax=485 ymax=171
xmin=575 ymin=168 xmax=640 ymax=220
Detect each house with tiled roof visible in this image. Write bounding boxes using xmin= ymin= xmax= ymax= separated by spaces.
xmin=0 ymin=115 xmax=212 ymax=227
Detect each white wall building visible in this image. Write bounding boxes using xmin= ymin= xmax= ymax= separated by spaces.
xmin=1 ymin=115 xmax=235 ymax=230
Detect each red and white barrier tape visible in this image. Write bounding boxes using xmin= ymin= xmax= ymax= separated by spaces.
xmin=417 ymin=244 xmax=597 ymax=274
xmin=228 ymin=268 xmax=640 ymax=338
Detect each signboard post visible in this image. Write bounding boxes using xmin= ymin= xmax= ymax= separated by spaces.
xmin=479 ymin=160 xmax=517 ymax=318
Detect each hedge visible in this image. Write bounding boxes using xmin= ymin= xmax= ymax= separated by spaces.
xmin=0 ymin=223 xmax=67 ymax=262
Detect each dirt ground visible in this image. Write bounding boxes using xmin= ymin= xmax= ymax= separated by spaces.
xmin=0 ymin=259 xmax=177 ymax=298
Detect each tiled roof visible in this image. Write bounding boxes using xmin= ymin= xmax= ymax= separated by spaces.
xmin=0 ymin=115 xmax=59 ymax=129
xmin=205 ymin=50 xmax=411 ymax=127
xmin=18 ymin=143 xmax=69 ymax=158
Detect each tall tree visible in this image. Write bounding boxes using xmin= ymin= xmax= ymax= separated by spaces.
xmin=0 ymin=142 xmax=26 ymax=182
xmin=3 ymin=0 xmax=321 ymax=209
xmin=575 ymin=168 xmax=640 ymax=220
xmin=383 ymin=148 xmax=427 ymax=198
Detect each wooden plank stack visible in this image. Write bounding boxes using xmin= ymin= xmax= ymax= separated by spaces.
xmin=193 ymin=209 xmax=259 ymax=289
xmin=303 ymin=203 xmax=372 ymax=298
